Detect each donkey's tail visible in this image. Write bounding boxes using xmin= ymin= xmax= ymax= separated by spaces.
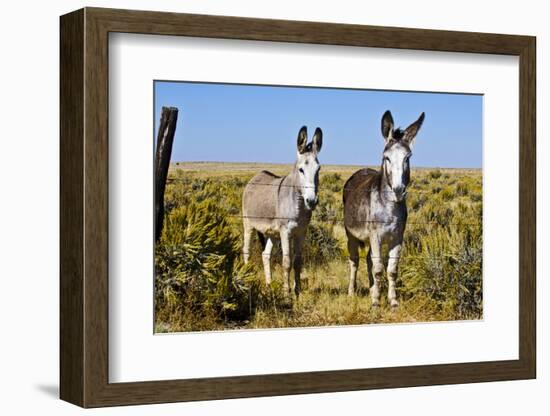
xmin=256 ymin=231 xmax=266 ymax=250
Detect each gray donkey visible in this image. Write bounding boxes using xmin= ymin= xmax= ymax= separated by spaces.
xmin=343 ymin=110 xmax=424 ymax=307
xmin=242 ymin=126 xmax=323 ymax=295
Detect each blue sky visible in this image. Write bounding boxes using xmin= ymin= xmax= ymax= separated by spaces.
xmin=154 ymin=81 xmax=482 ymax=168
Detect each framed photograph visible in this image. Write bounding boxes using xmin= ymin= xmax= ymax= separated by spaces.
xmin=60 ymin=7 xmax=536 ymax=408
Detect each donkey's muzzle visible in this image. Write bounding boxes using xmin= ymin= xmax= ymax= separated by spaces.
xmin=392 ymin=185 xmax=407 ymax=202
xmin=393 ymin=189 xmax=407 ymax=202
xmin=306 ymin=196 xmax=319 ymax=209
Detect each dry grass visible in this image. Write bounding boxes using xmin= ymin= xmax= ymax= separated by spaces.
xmin=155 ymin=162 xmax=483 ymax=332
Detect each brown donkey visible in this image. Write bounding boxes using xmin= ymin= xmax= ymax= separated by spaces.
xmin=343 ymin=110 xmax=425 ymax=307
xmin=242 ymin=126 xmax=323 ymax=295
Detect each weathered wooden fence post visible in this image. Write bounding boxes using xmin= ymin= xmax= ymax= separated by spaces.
xmin=155 ymin=106 xmax=179 ymax=242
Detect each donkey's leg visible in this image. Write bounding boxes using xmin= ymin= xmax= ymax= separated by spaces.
xmin=262 ymin=237 xmax=274 ymax=285
xmin=346 ymin=232 xmax=360 ymax=296
xmin=369 ymin=234 xmax=384 ymax=307
xmin=243 ymin=221 xmax=253 ymax=264
xmin=387 ymin=239 xmax=403 ymax=308
xmin=280 ymin=230 xmax=292 ymax=294
xmin=366 ymin=247 xmax=374 ymax=291
xmin=292 ymin=234 xmax=305 ymax=296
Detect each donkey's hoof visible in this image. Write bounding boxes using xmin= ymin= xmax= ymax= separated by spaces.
xmin=371 ymin=300 xmax=380 ymax=308
xmin=390 ymin=299 xmax=399 ymax=308
xmin=348 ymin=290 xmax=355 ymax=297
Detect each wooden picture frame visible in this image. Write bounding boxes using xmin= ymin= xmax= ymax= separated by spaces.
xmin=60 ymin=7 xmax=536 ymax=408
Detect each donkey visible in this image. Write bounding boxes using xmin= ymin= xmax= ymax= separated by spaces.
xmin=343 ymin=110 xmax=425 ymax=307
xmin=242 ymin=126 xmax=323 ymax=296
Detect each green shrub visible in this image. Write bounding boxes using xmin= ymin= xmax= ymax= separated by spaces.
xmin=416 ymin=198 xmax=454 ymax=227
xmin=409 ymin=193 xmax=427 ymax=210
xmin=323 ymin=172 xmax=343 ymax=193
xmin=155 ymin=200 xmax=257 ymax=327
xmin=440 ymin=186 xmax=455 ymax=201
xmin=315 ymin=193 xmax=341 ymax=222
xmin=400 ymin=225 xmax=482 ymax=319
xmin=456 ymin=181 xmax=470 ymax=196
xmin=429 ymin=169 xmax=442 ymax=179
xmin=302 ymin=222 xmax=343 ymax=267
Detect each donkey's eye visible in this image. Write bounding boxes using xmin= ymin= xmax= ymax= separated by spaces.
xmin=299 ymin=168 xmax=304 ymax=174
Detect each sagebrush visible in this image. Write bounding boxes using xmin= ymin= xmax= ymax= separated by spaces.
xmin=155 ymin=163 xmax=483 ymax=332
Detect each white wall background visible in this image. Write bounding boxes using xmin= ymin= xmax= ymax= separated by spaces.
xmin=0 ymin=0 xmax=545 ymax=414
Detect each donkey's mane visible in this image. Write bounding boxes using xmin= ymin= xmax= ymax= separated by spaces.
xmin=391 ymin=128 xmax=405 ymax=139
xmin=259 ymin=170 xmax=281 ymax=179
xmin=383 ymin=128 xmax=411 ymax=152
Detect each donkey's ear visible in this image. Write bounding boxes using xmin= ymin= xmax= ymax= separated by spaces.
xmin=297 ymin=126 xmax=308 ymax=154
xmin=312 ymin=127 xmax=323 ymax=154
xmin=403 ymin=112 xmax=425 ymax=147
xmin=381 ymin=110 xmax=394 ymax=141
